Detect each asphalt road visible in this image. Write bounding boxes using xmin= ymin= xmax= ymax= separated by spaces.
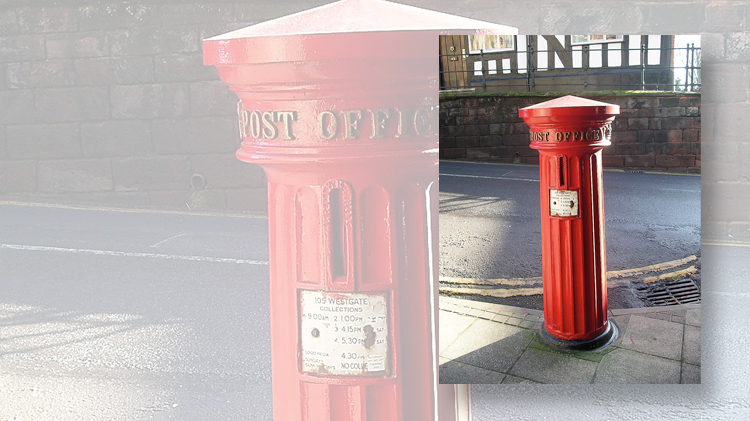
xmin=439 ymin=161 xmax=701 ymax=309
xmin=0 ymin=203 xmax=273 ymax=420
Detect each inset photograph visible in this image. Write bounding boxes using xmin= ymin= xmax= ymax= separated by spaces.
xmin=438 ymin=34 xmax=701 ymax=384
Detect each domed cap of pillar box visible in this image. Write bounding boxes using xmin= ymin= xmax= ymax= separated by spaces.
xmin=519 ymin=95 xmax=620 ymax=125
xmin=203 ymin=0 xmax=517 ymax=65
xmin=519 ymin=95 xmax=620 ymax=149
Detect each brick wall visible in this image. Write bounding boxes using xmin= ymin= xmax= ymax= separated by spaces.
xmin=439 ymin=92 xmax=701 ymax=173
xmin=0 ymin=1 xmax=327 ymax=212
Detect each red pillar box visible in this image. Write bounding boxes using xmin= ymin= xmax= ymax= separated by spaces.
xmin=203 ymin=0 xmax=516 ymax=419
xmin=519 ymin=95 xmax=620 ymax=351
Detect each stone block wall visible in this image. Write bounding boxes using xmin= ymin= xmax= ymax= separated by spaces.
xmin=439 ymin=92 xmax=701 ymax=173
xmin=0 ymin=1 xmax=327 ymax=212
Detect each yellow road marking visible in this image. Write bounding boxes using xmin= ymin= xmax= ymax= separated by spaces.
xmin=440 ymin=255 xmax=700 ymax=297
xmin=608 ymin=255 xmax=698 ymax=278
xmin=441 ymin=286 xmax=543 ymax=299
xmin=644 ymin=266 xmax=698 ymax=283
xmin=439 ymin=276 xmax=542 ymax=287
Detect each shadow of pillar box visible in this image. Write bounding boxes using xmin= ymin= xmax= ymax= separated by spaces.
xmin=519 ymin=96 xmax=620 ymax=352
xmin=203 ymin=0 xmax=515 ymax=419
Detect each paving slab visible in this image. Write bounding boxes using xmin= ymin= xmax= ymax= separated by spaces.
xmin=501 ymin=374 xmax=540 ymax=384
xmin=439 ymin=359 xmax=506 ymax=384
xmin=440 ymin=318 xmax=532 ymax=374
xmin=439 ymin=311 xmax=477 ymax=354
xmin=509 ymin=348 xmax=599 ymax=384
xmin=618 ymin=314 xmax=684 ymax=360
xmin=594 ymin=348 xmax=682 ymax=384
xmin=438 ymin=297 xmax=700 ymax=385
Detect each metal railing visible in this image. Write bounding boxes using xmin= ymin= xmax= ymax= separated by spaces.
xmin=439 ymin=43 xmax=700 ymax=93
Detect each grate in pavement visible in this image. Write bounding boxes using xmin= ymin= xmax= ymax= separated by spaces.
xmin=644 ymin=278 xmax=701 ymax=306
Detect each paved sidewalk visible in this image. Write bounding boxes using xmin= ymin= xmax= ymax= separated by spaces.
xmin=439 ymin=296 xmax=700 ymax=384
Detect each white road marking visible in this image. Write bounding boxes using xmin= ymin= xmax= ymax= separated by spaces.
xmin=702 ymin=240 xmax=750 ymax=248
xmin=707 ymin=291 xmax=750 ymax=299
xmin=0 ymin=244 xmax=268 ymax=265
xmin=662 ymin=188 xmax=700 ymax=193
xmin=439 ymin=173 xmax=538 ymax=182
xmin=149 ymin=233 xmax=187 ymax=248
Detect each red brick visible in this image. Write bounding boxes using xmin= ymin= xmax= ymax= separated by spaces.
xmin=684 ymin=129 xmax=699 ymax=141
xmin=655 ymin=155 xmax=680 ymax=167
xmin=668 ymin=130 xmax=683 ymax=142
xmin=602 ymin=156 xmax=624 ymax=167
xmin=479 ymin=135 xmax=501 ymax=146
xmin=617 ymin=143 xmax=646 ymax=155
xmin=628 ymin=118 xmax=649 ymax=130
xmin=637 ymin=130 xmax=654 ymax=143
xmin=614 ymin=130 xmax=638 ymax=143
xmin=467 ymin=148 xmax=490 ymax=159
xmin=514 ymin=122 xmax=530 ymax=134
xmin=506 ymin=134 xmax=530 ymax=146
xmin=619 ymin=108 xmax=640 ymax=118
xmin=463 ymin=125 xmax=480 ymax=136
xmin=624 ymin=155 xmax=655 ymax=167
xmin=678 ymin=155 xmax=696 ymax=167
xmin=447 ymin=125 xmax=465 ymax=136
xmin=665 ymin=117 xmax=688 ymax=130
xmin=440 ymin=137 xmax=457 ymax=148
xmin=518 ymin=147 xmax=537 ymax=157
xmin=457 ymin=136 xmax=479 ymax=148
xmin=489 ymin=146 xmax=514 ymax=158
xmin=646 ymin=143 xmax=668 ymax=155
xmin=524 ymin=156 xmax=539 ymax=165
xmin=614 ymin=119 xmax=629 ymax=131
xmin=664 ymin=142 xmax=695 ymax=155
xmin=441 ymin=148 xmax=466 ymax=159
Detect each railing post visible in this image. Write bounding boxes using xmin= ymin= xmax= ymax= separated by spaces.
xmin=583 ymin=44 xmax=589 ymax=91
xmin=689 ymin=43 xmax=695 ymax=92
xmin=480 ymin=49 xmax=487 ymax=92
xmin=528 ymin=36 xmax=536 ymax=92
xmin=685 ymin=44 xmax=691 ymax=92
xmin=641 ymin=43 xmax=646 ymax=90
xmin=525 ymin=36 xmax=531 ymax=92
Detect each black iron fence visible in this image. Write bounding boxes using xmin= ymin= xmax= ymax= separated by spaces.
xmin=440 ymin=43 xmax=701 ymax=93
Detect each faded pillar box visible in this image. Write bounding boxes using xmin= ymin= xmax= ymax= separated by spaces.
xmin=203 ymin=0 xmax=515 ymax=419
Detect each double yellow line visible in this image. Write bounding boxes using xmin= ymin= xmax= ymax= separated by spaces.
xmin=440 ymin=255 xmax=700 ymax=298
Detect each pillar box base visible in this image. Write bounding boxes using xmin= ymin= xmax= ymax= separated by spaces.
xmin=540 ymin=320 xmax=618 ymax=352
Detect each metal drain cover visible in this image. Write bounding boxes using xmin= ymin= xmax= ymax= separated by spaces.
xmin=644 ymin=278 xmax=701 ymax=306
